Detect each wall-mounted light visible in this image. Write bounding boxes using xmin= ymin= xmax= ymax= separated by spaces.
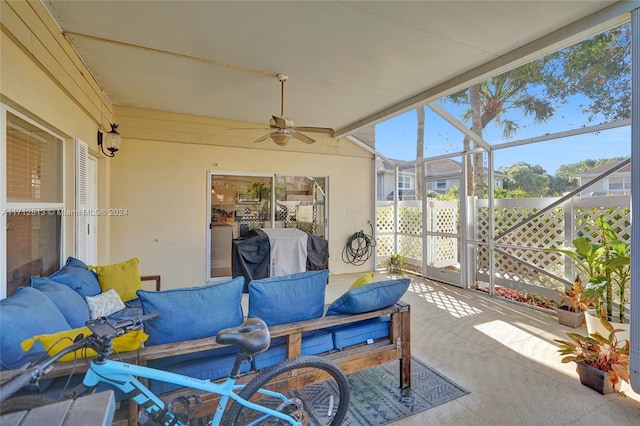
xmin=97 ymin=123 xmax=122 ymax=157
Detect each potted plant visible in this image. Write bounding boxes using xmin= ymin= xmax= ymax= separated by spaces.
xmin=555 ymin=277 xmax=590 ymax=328
xmin=386 ymin=253 xmax=407 ymax=274
xmin=554 ymin=317 xmax=630 ymax=394
xmin=545 ymin=215 xmax=630 ymax=338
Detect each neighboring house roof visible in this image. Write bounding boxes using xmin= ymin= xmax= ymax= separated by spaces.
xmin=575 ymin=160 xmax=631 ymax=178
xmin=376 ymin=158 xmax=506 ymax=178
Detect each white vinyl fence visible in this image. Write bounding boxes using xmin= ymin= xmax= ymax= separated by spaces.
xmin=376 ymin=195 xmax=630 ymax=298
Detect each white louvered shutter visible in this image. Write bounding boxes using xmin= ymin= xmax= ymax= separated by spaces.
xmin=76 ymin=139 xmax=89 ymax=262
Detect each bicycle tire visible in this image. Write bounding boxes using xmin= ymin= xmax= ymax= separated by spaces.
xmin=223 ymin=356 xmax=350 ymax=426
xmin=0 ymin=394 xmax=57 ymax=414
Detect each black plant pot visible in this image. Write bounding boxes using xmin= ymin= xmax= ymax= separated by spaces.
xmin=576 ymin=361 xmax=618 ymax=395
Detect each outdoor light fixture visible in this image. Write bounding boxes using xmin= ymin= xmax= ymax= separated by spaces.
xmin=271 ymin=130 xmax=292 ymax=146
xmin=98 ymin=123 xmax=122 ymax=157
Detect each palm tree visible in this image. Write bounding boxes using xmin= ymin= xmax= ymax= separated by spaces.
xmin=415 ymin=106 xmax=425 ymax=200
xmin=447 ymin=67 xmax=554 ymax=196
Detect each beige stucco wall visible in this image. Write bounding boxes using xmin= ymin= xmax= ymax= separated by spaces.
xmin=1 ymin=1 xmax=376 ymax=292
xmin=1 ymin=0 xmax=114 ymax=263
xmin=110 ymin=107 xmax=374 ymax=288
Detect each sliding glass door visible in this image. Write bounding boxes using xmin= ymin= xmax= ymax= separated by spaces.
xmin=207 ymin=172 xmax=327 ymax=281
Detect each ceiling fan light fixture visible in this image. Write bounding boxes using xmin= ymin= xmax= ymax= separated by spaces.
xmin=271 ymin=132 xmax=292 ymax=146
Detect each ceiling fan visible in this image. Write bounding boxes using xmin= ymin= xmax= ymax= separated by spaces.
xmin=249 ymin=74 xmax=334 ymax=146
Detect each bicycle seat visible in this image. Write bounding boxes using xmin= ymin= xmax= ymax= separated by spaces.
xmin=216 ymin=317 xmax=270 ymax=357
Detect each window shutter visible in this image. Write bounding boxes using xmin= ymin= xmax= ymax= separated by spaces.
xmin=76 ymin=139 xmax=89 ymax=262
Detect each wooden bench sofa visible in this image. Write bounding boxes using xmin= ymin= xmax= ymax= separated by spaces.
xmin=2 ymin=265 xmax=411 ymax=425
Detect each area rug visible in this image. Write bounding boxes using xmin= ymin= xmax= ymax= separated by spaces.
xmin=308 ymin=357 xmax=470 ymax=425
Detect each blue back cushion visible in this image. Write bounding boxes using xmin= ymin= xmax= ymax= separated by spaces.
xmin=248 ymin=270 xmax=329 ymax=326
xmin=29 ymin=278 xmax=90 ymax=328
xmin=326 ymin=278 xmax=410 ymax=316
xmin=137 ymin=277 xmax=245 ymax=346
xmin=0 ymin=287 xmax=71 ymax=370
xmin=48 ymin=257 xmax=101 ymax=298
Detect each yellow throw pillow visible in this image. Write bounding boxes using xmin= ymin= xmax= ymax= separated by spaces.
xmin=21 ymin=327 xmax=148 ymax=362
xmin=89 ymin=257 xmax=142 ymax=302
xmin=349 ymin=271 xmax=375 ymax=290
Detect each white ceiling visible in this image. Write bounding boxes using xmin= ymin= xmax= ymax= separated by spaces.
xmin=42 ymin=1 xmax=630 ymax=138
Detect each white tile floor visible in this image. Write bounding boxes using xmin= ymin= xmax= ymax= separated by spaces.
xmin=325 ymin=272 xmax=640 ymax=426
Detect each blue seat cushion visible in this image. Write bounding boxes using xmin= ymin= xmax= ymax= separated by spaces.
xmin=252 ymin=330 xmax=334 ymax=371
xmin=48 ymin=257 xmax=101 ymax=298
xmin=106 ymin=300 xmax=143 ymax=323
xmin=330 ymin=316 xmax=391 ymax=350
xmin=147 ymin=346 xmax=250 ymax=395
xmin=326 ymin=278 xmax=410 ymax=316
xmin=248 ymin=270 xmax=328 ymax=326
xmin=29 ymin=278 xmax=90 ymax=328
xmin=0 ymin=287 xmax=71 ymax=370
xmin=137 ymin=277 xmax=244 ymax=346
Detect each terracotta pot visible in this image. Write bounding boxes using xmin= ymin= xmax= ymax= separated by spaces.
xmin=555 ymin=306 xmax=584 ymax=328
xmin=575 ymin=361 xmax=619 ymax=395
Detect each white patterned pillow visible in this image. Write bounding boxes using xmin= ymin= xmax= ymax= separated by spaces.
xmin=86 ymin=288 xmax=126 ymax=319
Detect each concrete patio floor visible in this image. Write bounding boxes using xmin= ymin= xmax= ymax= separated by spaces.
xmin=326 ymin=272 xmax=640 ymax=425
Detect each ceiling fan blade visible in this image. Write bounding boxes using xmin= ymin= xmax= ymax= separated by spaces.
xmin=227 ymin=127 xmax=269 ymax=131
xmin=272 ymin=116 xmax=287 ymax=129
xmin=291 ymin=131 xmax=316 ymax=144
xmin=294 ymin=126 xmax=334 ymax=136
xmin=253 ymin=132 xmax=273 ymax=143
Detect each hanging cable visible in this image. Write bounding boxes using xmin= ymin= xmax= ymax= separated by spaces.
xmin=342 ymin=224 xmax=376 ymax=266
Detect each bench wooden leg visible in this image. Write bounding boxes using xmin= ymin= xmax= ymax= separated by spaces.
xmin=399 ymin=306 xmax=411 ymax=389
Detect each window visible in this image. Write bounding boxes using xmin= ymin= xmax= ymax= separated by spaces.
xmin=2 ymin=108 xmax=63 ymax=298
xmin=398 ymin=176 xmax=412 ymax=189
xmin=436 ymin=179 xmax=447 ymax=190
xmin=607 ymin=176 xmax=631 ymax=191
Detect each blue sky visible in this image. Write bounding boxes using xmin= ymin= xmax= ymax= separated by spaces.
xmin=375 ymin=97 xmax=631 ymax=175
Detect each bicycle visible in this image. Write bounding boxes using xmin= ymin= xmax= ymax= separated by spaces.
xmin=0 ymin=314 xmax=350 ymax=425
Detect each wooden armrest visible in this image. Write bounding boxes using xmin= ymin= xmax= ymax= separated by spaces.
xmin=140 ymin=275 xmax=161 ymax=291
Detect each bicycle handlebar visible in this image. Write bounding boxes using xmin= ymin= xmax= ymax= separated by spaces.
xmin=0 ymin=313 xmax=159 ymax=403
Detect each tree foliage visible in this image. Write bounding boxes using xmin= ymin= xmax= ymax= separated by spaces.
xmin=447 ymin=66 xmax=554 ymax=139
xmin=502 ymin=162 xmax=550 ymax=196
xmin=555 ymin=157 xmax=627 ymax=180
xmin=532 ymin=25 xmax=631 ymax=122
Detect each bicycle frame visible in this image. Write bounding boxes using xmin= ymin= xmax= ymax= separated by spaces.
xmin=83 ymin=359 xmax=301 ymax=426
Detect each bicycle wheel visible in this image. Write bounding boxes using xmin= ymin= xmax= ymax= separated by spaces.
xmin=0 ymin=395 xmax=57 ymax=414
xmin=224 ymin=356 xmax=350 ymax=426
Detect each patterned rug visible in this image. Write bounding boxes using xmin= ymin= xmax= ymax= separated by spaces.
xmin=309 ymin=357 xmax=469 ymax=425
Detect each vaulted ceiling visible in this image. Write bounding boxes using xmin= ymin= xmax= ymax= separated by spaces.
xmin=43 ymin=1 xmax=631 ymax=139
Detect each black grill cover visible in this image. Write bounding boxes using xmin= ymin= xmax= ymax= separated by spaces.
xmin=232 ymin=229 xmax=329 ymax=292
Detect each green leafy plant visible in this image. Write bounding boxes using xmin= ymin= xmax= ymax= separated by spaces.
xmin=555 ymin=317 xmax=630 ymax=390
xmin=544 ymin=215 xmax=630 ymax=323
xmin=386 ymin=253 xmax=407 ymax=274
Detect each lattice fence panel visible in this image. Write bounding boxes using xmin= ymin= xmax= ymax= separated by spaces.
xmin=475 ymin=196 xmax=631 ymax=295
xmin=376 ymin=204 xmax=395 ymax=234
xmin=399 ymin=235 xmax=422 ymax=261
xmin=375 ymin=234 xmax=394 ymax=258
xmin=574 ymin=206 xmax=631 ymax=243
xmin=398 ymin=205 xmax=422 ymax=235
xmin=476 ymin=202 xmax=566 ymax=289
